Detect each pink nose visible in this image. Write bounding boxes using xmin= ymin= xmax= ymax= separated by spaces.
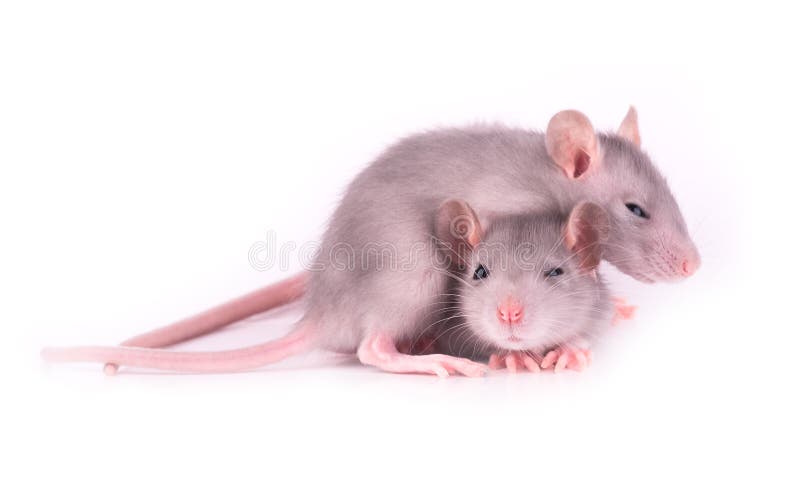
xmin=497 ymin=299 xmax=524 ymax=325
xmin=681 ymin=258 xmax=699 ymax=276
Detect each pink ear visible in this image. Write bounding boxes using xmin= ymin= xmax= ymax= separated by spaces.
xmin=617 ymin=106 xmax=641 ymax=147
xmin=565 ymin=202 xmax=609 ymax=273
xmin=435 ymin=199 xmax=483 ymax=265
xmin=545 ymin=110 xmax=598 ymax=179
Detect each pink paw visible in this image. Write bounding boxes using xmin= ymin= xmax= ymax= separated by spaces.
xmin=488 ymin=351 xmax=540 ymax=373
xmin=612 ymin=296 xmax=637 ymax=326
xmin=417 ymin=354 xmax=488 ymax=378
xmin=539 ymin=347 xmax=592 ymax=372
xmin=357 ymin=334 xmax=488 ymax=378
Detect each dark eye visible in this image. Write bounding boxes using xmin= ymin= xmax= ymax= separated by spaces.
xmin=473 ymin=264 xmax=489 ymax=280
xmin=545 ymin=267 xmax=564 ymax=277
xmin=625 ymin=203 xmax=649 ymax=219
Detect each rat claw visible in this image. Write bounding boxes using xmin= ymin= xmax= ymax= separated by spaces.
xmin=488 ymin=354 xmax=503 ymax=369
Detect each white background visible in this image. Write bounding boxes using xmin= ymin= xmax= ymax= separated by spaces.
xmin=2 ymin=1 xmax=798 ymax=484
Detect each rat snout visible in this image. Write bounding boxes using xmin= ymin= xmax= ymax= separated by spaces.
xmin=647 ymin=239 xmax=701 ymax=282
xmin=681 ymin=258 xmax=698 ymax=276
xmin=679 ymin=245 xmax=701 ymax=277
xmin=497 ymin=297 xmax=524 ymax=325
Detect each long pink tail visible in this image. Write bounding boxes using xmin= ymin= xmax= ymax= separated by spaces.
xmin=120 ymin=272 xmax=308 ymax=348
xmin=43 ymin=325 xmax=314 ymax=374
xmin=103 ymin=272 xmax=308 ymax=374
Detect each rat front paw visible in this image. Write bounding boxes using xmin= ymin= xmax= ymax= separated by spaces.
xmin=539 ymin=347 xmax=592 ymax=372
xmin=488 ymin=351 xmax=540 ymax=373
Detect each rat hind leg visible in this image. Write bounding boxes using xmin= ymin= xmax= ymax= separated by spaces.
xmin=357 ymin=333 xmax=487 ymax=378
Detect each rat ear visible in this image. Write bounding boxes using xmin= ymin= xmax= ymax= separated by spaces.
xmin=617 ymin=105 xmax=641 ymax=147
xmin=435 ymin=199 xmax=483 ymax=266
xmin=545 ymin=110 xmax=598 ymax=179
xmin=565 ymin=202 xmax=609 ymax=274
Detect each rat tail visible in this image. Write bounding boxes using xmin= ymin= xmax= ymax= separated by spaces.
xmin=118 ymin=272 xmax=308 ymax=348
xmin=43 ymin=323 xmax=315 ymax=374
xmin=102 ymin=272 xmax=308 ymax=374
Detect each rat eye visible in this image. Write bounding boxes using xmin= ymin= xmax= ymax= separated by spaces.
xmin=473 ymin=264 xmax=489 ymax=280
xmin=545 ymin=267 xmax=564 ymax=277
xmin=625 ymin=203 xmax=649 ymax=219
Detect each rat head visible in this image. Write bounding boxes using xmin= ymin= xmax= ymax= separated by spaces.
xmin=435 ymin=199 xmax=610 ymax=352
xmin=545 ymin=107 xmax=701 ymax=282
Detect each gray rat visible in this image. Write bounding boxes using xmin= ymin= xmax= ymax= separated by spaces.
xmin=94 ymin=107 xmax=699 ymax=374
xmin=42 ymin=200 xmax=612 ymax=375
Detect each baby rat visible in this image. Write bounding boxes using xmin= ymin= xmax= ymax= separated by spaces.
xmin=99 ymin=107 xmax=699 ymax=373
xmin=42 ymin=200 xmax=611 ymax=376
xmin=428 ymin=202 xmax=614 ymax=373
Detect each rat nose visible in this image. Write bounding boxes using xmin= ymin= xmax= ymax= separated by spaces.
xmin=680 ymin=255 xmax=700 ymax=277
xmin=497 ymin=298 xmax=524 ymax=325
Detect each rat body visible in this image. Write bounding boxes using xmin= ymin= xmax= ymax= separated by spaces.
xmin=86 ymin=108 xmax=698 ymax=375
xmin=43 ymin=201 xmax=612 ymax=375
